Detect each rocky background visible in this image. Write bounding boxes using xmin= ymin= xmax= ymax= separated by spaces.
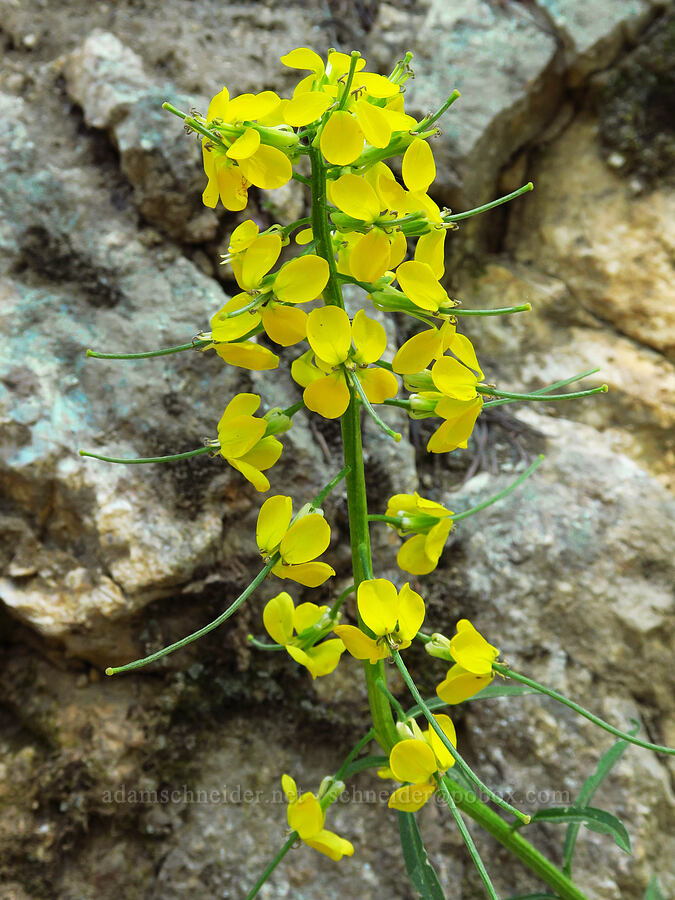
xmin=1 ymin=1 xmax=674 ymax=898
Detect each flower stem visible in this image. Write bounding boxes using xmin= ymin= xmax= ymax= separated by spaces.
xmin=443 ymin=183 xmax=533 ymax=222
xmin=493 ymin=664 xmax=675 ymax=756
xmin=86 ymin=341 xmax=207 ymax=359
xmin=450 ymin=455 xmax=544 ymax=522
xmin=478 ymin=385 xmax=608 ymax=402
xmin=391 ymin=648 xmax=530 ymax=824
xmin=435 ymin=775 xmax=499 ymax=900
xmin=79 ymin=446 xmax=213 ymax=465
xmin=442 ymin=775 xmax=590 ymax=900
xmin=452 ymin=304 xmax=531 ymax=317
xmin=350 ymin=372 xmax=402 ymax=442
xmin=416 ymin=89 xmax=461 ymax=130
xmin=105 ymin=557 xmax=279 ymax=675
xmin=245 ymin=833 xmax=297 ymax=900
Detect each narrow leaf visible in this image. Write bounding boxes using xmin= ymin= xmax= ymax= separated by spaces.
xmin=342 ymin=754 xmax=388 ymax=778
xmin=398 ymin=811 xmax=447 ymax=900
xmin=563 ymin=725 xmax=637 ymax=874
xmin=645 ymin=875 xmax=665 ymax=900
xmin=503 ymin=894 xmax=558 ymax=900
xmin=527 ymin=806 xmax=631 ymax=854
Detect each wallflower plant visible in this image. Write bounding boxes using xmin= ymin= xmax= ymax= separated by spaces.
xmin=80 ymin=44 xmax=674 ymax=900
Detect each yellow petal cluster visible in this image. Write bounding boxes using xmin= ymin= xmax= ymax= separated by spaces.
xmin=281 ymin=774 xmax=354 ymax=861
xmin=385 ymin=492 xmax=455 ymax=575
xmin=201 ymin=87 xmax=293 ymax=211
xmin=334 ymin=578 xmax=424 ymax=663
xmin=263 ymin=591 xmax=345 ymax=678
xmin=217 ymin=393 xmax=282 ymax=492
xmin=256 ymin=495 xmax=335 ymax=586
xmin=436 ymin=620 xmax=500 ymax=704
xmin=387 ymin=714 xmax=457 ymax=812
xmin=291 ymin=308 xmax=398 ymax=419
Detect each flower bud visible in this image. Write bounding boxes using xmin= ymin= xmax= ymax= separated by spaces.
xmin=425 ymin=632 xmax=453 ymax=662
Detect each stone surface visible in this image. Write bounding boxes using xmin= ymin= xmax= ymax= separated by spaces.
xmin=534 ymin=0 xmax=655 ymax=86
xmin=368 ymin=0 xmax=563 ymax=222
xmin=506 ymin=115 xmax=675 ymax=359
xmin=0 ymin=3 xmax=674 ymax=899
xmin=454 ymin=260 xmax=675 ymax=487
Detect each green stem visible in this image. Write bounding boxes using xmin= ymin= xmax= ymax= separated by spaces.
xmin=335 ymin=728 xmax=376 ymax=782
xmin=443 ymin=776 xmax=589 ymax=900
xmin=309 ymin=144 xmax=398 ymax=752
xmin=106 ymin=558 xmax=278 ymax=675
xmin=377 ymin=678 xmax=408 ymax=723
xmin=341 ymin=394 xmax=399 ymax=752
xmin=391 ymin=649 xmax=530 ymax=824
xmin=368 ymin=514 xmax=401 ymax=527
xmin=85 ymin=341 xmax=207 ymax=359
xmin=416 ymin=89 xmax=461 ymax=130
xmin=435 ymin=775 xmax=499 ymax=900
xmin=493 ymin=665 xmax=675 ymax=756
xmin=478 ymin=385 xmax=607 ymax=402
xmin=336 ymin=51 xmax=361 ymax=111
xmin=247 ymin=635 xmax=285 ymax=651
xmin=79 ymin=446 xmax=213 ymax=465
xmin=245 ymin=833 xmax=297 ymax=900
xmin=482 ymin=368 xmax=601 ymax=410
xmin=450 ymin=456 xmax=544 ymax=522
xmin=451 ymin=304 xmax=531 ymax=317
xmin=350 ymin=372 xmax=402 ymax=442
xmin=443 ymin=183 xmax=534 ymax=222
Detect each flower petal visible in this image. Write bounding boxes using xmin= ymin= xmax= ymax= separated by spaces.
xmin=239 ymin=434 xmax=283 ymax=471
xmin=402 ymin=138 xmax=436 ymax=193
xmin=387 ymin=782 xmax=436 ymax=812
xmin=262 ymin=304 xmax=307 ymax=346
xmin=216 ymin=341 xmax=279 ymax=370
xmin=396 ymin=260 xmax=446 ymax=311
xmin=359 ymin=368 xmax=399 ymax=404
xmin=287 ymin=639 xmax=345 ymax=678
xmin=349 ymin=229 xmax=392 ymax=283
xmin=206 ymin=86 xmax=230 ymax=122
xmin=272 ymin=561 xmax=336 ymax=587
xmin=274 ymin=255 xmax=329 ymax=304
xmin=239 ymin=233 xmax=283 ymax=291
xmin=392 ymin=327 xmax=442 ymax=375
xmin=357 ymin=578 xmax=398 ymax=636
xmin=280 ymin=513 xmax=330 ymax=564
xmin=303 ymin=372 xmax=351 ymax=419
xmin=226 ymin=126 xmax=261 ymax=160
xmin=396 ymin=534 xmax=436 ymax=576
xmin=436 ymin=664 xmax=494 ymax=704
xmin=396 ymin=583 xmax=425 ymax=642
xmin=448 ymin=332 xmax=483 ymax=378
xmin=351 ymin=309 xmax=386 ymax=364
xmin=333 ymin=625 xmax=387 ymax=663
xmin=288 ymin=792 xmax=324 ymax=839
xmin=354 ymin=98 xmax=392 ymax=148
xmin=238 ymin=144 xmax=293 ymax=190
xmin=263 ymin=591 xmax=295 ymax=644
xmin=425 ymin=713 xmax=457 ymax=770
xmin=331 ymin=173 xmax=381 ymax=222
xmin=219 ymin=392 xmax=261 ymax=422
xmin=280 ymin=47 xmax=325 ymax=76
xmin=306 ymin=307 xmax=352 ymax=366
xmin=415 ymin=229 xmax=446 ymax=279
xmin=257 ymin=494 xmax=293 ymax=556
xmin=284 ymin=90 xmax=333 ymax=126
xmin=320 ymin=110 xmax=364 ymax=165
xmin=449 ymin=619 xmax=499 ymax=675
xmin=218 ymin=415 xmax=266 ymax=458
xmin=430 ymin=356 xmax=478 ymax=401
xmin=305 ymin=829 xmax=354 ymax=861
xmin=389 ymin=739 xmax=437 ymax=783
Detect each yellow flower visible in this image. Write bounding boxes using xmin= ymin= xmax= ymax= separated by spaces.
xmin=291 ymin=307 xmax=398 ymax=419
xmin=281 ymin=774 xmax=354 ymax=861
xmin=329 ymin=173 xmax=407 ymax=282
xmin=263 ymin=591 xmax=345 ymax=678
xmin=396 ymin=260 xmax=453 ymax=313
xmin=334 ymin=578 xmax=424 ymax=663
xmin=436 ymin=620 xmax=500 ymax=704
xmin=211 ymin=232 xmax=329 ymax=349
xmin=256 ymin=494 xmax=335 ymax=587
xmin=201 ymin=87 xmax=293 ymax=211
xmin=387 ymin=714 xmax=457 ymax=812
xmin=392 ymin=321 xmax=483 ymax=379
xmin=217 ymin=393 xmax=282 ymax=491
xmin=384 ymin=492 xmax=455 ymax=576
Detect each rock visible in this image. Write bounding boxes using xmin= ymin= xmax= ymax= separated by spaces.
xmin=64 ymin=31 xmax=218 ymax=243
xmin=454 ymin=260 xmax=675 ymax=487
xmin=367 ymin=0 xmax=564 ymax=243
xmin=533 ymin=0 xmax=656 ymax=86
xmin=506 ymin=115 xmax=675 ymax=359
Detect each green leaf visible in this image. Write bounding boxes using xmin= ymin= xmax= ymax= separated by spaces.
xmin=503 ymin=894 xmax=558 ymax=899
xmin=563 ymin=726 xmax=637 ymax=874
xmin=398 ymin=811 xmax=447 ymax=900
xmin=472 ymin=683 xmax=538 ymax=700
xmin=527 ymin=806 xmax=631 ymax=854
xmin=644 ymin=875 xmax=665 ymax=900
xmin=341 ymin=754 xmax=387 ymax=778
